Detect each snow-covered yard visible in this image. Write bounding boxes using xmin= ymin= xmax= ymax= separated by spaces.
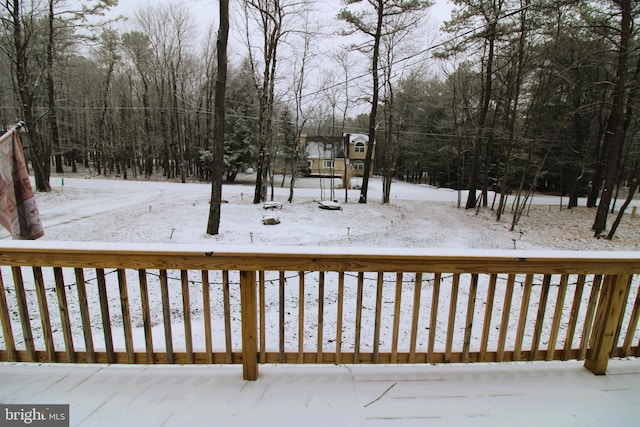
xmin=1 ymin=174 xmax=638 ymax=356
xmin=17 ymin=174 xmax=640 ymax=251
xmin=1 ymin=174 xmax=640 ymax=426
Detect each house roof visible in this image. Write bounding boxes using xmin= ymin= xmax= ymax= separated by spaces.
xmin=304 ymin=139 xmax=345 ymax=159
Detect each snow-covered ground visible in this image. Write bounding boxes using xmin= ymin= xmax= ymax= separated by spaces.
xmin=1 ymin=174 xmax=640 ymax=427
xmin=9 ymin=173 xmax=640 ymax=251
xmin=1 ymin=174 xmax=639 ymax=356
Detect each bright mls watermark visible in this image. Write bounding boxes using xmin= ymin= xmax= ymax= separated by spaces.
xmin=0 ymin=405 xmax=69 ymax=427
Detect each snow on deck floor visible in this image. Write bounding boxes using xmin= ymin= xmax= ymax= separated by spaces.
xmin=1 ymin=359 xmax=639 ymax=426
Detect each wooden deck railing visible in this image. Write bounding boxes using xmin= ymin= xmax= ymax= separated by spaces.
xmin=0 ymin=242 xmax=638 ymax=380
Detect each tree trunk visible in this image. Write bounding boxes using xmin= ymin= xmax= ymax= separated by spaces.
xmin=171 ymin=63 xmax=186 ymax=183
xmin=251 ymin=1 xmax=280 ymax=204
xmin=466 ymin=23 xmax=496 ymax=209
xmin=207 ymin=0 xmax=229 ymax=235
xmin=48 ymin=0 xmax=63 ymax=174
xmin=11 ymin=0 xmax=51 ymax=192
xmin=592 ymin=0 xmax=631 ymax=236
xmin=606 ymin=171 xmax=638 ymax=240
xmin=358 ymin=0 xmax=384 ymax=204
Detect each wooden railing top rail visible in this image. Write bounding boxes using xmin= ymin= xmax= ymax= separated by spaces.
xmin=0 ymin=241 xmax=638 ymax=274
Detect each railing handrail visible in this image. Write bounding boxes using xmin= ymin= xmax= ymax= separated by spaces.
xmin=0 ymin=241 xmax=639 ymax=274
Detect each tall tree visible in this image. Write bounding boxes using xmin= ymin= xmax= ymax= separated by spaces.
xmin=47 ymin=0 xmax=63 ymax=174
xmin=339 ymin=0 xmax=432 ymax=204
xmin=378 ymin=9 xmax=427 ymax=203
xmin=121 ymin=31 xmax=154 ymax=177
xmin=3 ymin=0 xmax=50 ymax=191
xmin=592 ymin=0 xmax=633 ymax=236
xmin=287 ymin=5 xmax=318 ymax=202
xmin=441 ymin=0 xmax=505 ymax=209
xmin=207 ymin=0 xmax=229 ymax=235
xmin=245 ymin=0 xmax=280 ymax=203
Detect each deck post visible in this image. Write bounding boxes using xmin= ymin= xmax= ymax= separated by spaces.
xmin=585 ymin=274 xmax=630 ymax=375
xmin=240 ymin=270 xmax=259 ymax=381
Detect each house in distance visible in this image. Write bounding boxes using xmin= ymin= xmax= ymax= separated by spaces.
xmin=301 ymin=133 xmax=374 ymax=180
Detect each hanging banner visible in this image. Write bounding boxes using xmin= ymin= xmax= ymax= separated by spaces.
xmin=0 ymin=124 xmax=44 ymax=240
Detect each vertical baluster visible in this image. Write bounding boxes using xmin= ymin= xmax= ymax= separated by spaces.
xmin=546 ymin=274 xmax=568 ymax=361
xmin=496 ymin=274 xmax=515 ymax=362
xmin=259 ymin=271 xmax=266 ymax=363
xmin=11 ymin=267 xmax=35 ymax=361
xmin=297 ymin=272 xmax=304 ymax=363
xmin=445 ymin=273 xmax=460 ymax=363
xmin=514 ymin=274 xmax=534 ymax=360
xmin=391 ymin=273 xmax=403 ymax=363
xmin=621 ymin=283 xmax=640 ymax=357
xmin=462 ymin=274 xmax=478 ymax=363
xmin=479 ymin=274 xmax=497 ymax=361
xmin=579 ymin=275 xmax=602 ymax=360
xmin=354 ymin=272 xmax=364 ymax=364
xmin=32 ymin=267 xmax=55 ymax=362
xmin=317 ymin=272 xmax=324 ymax=363
xmin=409 ymin=272 xmax=423 ymax=363
xmin=0 ymin=268 xmax=17 ymax=361
xmin=222 ymin=270 xmax=232 ymax=363
xmin=138 ymin=269 xmax=154 ymax=364
xmin=531 ymin=274 xmax=551 ymax=361
xmin=74 ymin=268 xmax=94 ymax=363
xmin=53 ymin=267 xmax=74 ymax=362
xmin=427 ymin=273 xmax=441 ymax=364
xmin=96 ymin=269 xmax=114 ymax=364
xmin=117 ymin=269 xmax=134 ymax=364
xmin=335 ymin=272 xmax=344 ymax=364
xmin=564 ymin=274 xmax=586 ymax=360
xmin=201 ymin=270 xmax=213 ymax=364
xmin=159 ymin=269 xmax=174 ymax=364
xmin=372 ymin=273 xmax=384 ymax=363
xmin=181 ymin=270 xmax=193 ymax=364
xmin=280 ymin=271 xmax=286 ymax=363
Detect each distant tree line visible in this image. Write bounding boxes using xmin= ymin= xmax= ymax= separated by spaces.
xmin=0 ymin=1 xmax=638 ymax=238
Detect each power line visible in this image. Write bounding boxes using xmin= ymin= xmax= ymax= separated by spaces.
xmin=277 ymin=3 xmax=534 ymax=106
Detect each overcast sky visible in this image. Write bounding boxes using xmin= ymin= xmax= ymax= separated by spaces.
xmin=107 ymin=0 xmax=455 ymax=35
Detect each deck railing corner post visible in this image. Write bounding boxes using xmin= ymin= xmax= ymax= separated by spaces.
xmin=584 ymin=274 xmax=630 ymax=375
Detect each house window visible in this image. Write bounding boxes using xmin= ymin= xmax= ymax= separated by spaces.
xmin=353 ymin=160 xmax=364 ymax=170
xmin=323 ymin=160 xmax=335 ymax=169
xmin=355 ymin=142 xmax=365 ymax=153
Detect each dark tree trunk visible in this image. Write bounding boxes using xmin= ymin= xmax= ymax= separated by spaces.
xmin=48 ymin=0 xmax=63 ymax=174
xmin=592 ymin=0 xmax=631 ymax=236
xmin=466 ymin=23 xmax=496 ymax=209
xmin=358 ymin=0 xmax=383 ymax=204
xmin=207 ymin=0 xmax=229 ymax=235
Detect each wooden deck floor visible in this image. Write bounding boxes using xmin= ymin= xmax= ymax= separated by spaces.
xmin=1 ymin=359 xmax=639 ymax=426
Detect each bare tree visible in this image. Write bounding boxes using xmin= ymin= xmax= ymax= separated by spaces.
xmin=440 ymin=0 xmax=505 ymax=209
xmin=379 ymin=11 xmax=426 ymax=204
xmin=2 ymin=0 xmax=50 ymax=191
xmin=243 ymin=0 xmax=284 ymax=203
xmin=134 ymin=3 xmax=196 ymax=180
xmin=338 ymin=0 xmax=431 ymax=204
xmin=286 ymin=5 xmax=320 ymax=202
xmin=592 ymin=0 xmax=633 ymax=236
